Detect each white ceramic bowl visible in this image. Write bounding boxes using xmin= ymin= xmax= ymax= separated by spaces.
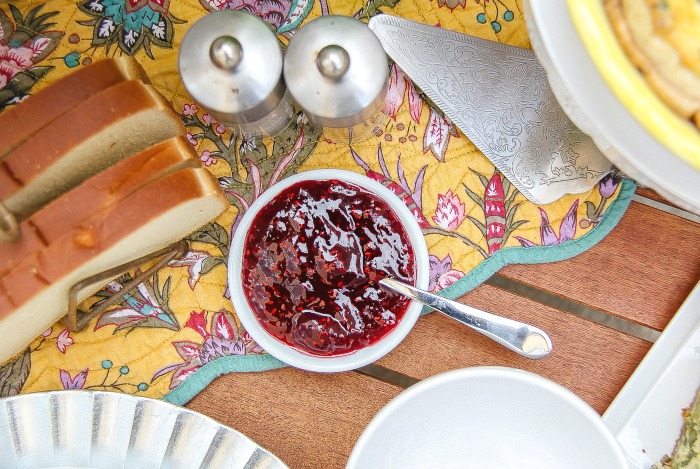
xmin=347 ymin=366 xmax=629 ymax=469
xmin=228 ymin=169 xmax=429 ymax=372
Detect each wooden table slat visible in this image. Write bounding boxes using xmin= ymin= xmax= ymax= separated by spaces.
xmin=500 ymin=201 xmax=700 ymax=331
xmin=186 ymin=368 xmax=402 ymax=469
xmin=375 ymin=284 xmax=653 ymax=414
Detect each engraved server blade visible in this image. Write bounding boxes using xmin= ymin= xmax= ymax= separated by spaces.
xmin=368 ymin=15 xmax=613 ymax=205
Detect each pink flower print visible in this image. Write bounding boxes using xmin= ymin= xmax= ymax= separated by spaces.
xmin=383 ymin=63 xmax=407 ymax=120
xmin=436 ymin=268 xmax=465 ymax=290
xmin=186 ymin=132 xmax=198 ymax=146
xmin=182 ymin=103 xmax=199 ymax=116
xmin=153 ymin=309 xmax=263 ymax=390
xmin=56 ymin=329 xmax=74 ymax=353
xmin=199 ymin=150 xmax=218 ymax=166
xmin=185 ymin=310 xmax=208 ymax=338
xmin=169 ymin=250 xmax=211 ymax=289
xmin=0 ymin=44 xmax=34 ymax=89
xmin=216 ymin=0 xmax=293 ymax=31
xmin=428 ymin=254 xmax=465 ymax=292
xmin=423 ymin=108 xmax=458 ymax=162
xmin=484 ymin=173 xmax=506 ymax=256
xmin=382 ymin=63 xmax=423 ymax=123
xmin=202 ymin=113 xmax=226 ymax=134
xmin=515 ymin=200 xmax=579 ymax=247
xmin=206 ymin=0 xmax=229 ymax=9
xmin=42 ymin=327 xmax=53 ymax=338
xmin=432 ymin=190 xmax=466 ymax=230
xmin=59 ymin=369 xmax=88 ymax=389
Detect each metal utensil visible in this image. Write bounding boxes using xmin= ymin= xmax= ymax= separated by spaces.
xmin=379 ymin=278 xmax=552 ymax=359
xmin=368 ymin=15 xmax=613 ymax=205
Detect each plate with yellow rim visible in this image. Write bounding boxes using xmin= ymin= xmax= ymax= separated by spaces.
xmin=566 ymin=0 xmax=700 ymax=173
xmin=523 ymin=1 xmax=700 ymax=214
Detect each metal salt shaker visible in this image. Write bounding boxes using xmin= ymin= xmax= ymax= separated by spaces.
xmin=283 ymin=15 xmax=390 ymax=143
xmin=179 ymin=10 xmax=294 ymax=137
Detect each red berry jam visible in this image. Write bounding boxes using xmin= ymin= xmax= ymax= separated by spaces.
xmin=241 ymin=178 xmax=416 ymax=356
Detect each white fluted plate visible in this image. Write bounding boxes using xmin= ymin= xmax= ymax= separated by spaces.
xmin=0 ymin=390 xmax=288 ymax=469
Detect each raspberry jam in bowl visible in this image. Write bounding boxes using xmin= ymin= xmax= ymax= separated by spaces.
xmin=228 ymin=169 xmax=429 ymax=372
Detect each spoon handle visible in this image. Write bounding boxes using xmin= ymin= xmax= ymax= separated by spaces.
xmin=379 ymin=278 xmax=552 ymax=359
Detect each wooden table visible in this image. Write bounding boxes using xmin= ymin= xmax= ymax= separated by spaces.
xmin=186 ymin=188 xmax=700 ymax=468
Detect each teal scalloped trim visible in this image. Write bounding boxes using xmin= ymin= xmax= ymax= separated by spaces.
xmin=163 ymin=179 xmax=636 ymax=406
xmin=163 ymin=354 xmax=286 ymax=405
xmin=277 ymin=0 xmax=314 ymax=33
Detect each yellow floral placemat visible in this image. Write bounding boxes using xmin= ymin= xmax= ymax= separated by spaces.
xmin=0 ymin=0 xmax=634 ymax=404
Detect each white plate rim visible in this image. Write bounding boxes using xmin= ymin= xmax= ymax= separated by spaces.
xmin=0 ymin=389 xmax=288 ymax=468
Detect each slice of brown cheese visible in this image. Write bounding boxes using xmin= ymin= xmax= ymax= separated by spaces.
xmin=0 ymin=57 xmax=150 ymax=159
xmin=0 ymin=167 xmax=228 ymax=361
xmin=0 ymin=136 xmax=200 ymax=277
xmin=0 ymin=80 xmax=186 ymax=220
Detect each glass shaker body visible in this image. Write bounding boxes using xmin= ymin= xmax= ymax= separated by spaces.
xmin=179 ymin=10 xmax=295 ymax=137
xmin=283 ymin=15 xmax=390 ymax=144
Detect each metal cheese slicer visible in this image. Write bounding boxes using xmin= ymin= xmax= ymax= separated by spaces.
xmin=379 ymin=278 xmax=552 ymax=359
xmin=369 ymin=15 xmax=613 ymax=205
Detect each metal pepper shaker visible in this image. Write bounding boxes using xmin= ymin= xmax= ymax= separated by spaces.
xmin=179 ymin=10 xmax=294 ymax=136
xmin=283 ymin=15 xmax=390 ymax=144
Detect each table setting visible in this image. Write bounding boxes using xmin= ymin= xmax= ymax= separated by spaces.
xmin=0 ymin=0 xmax=698 ymax=467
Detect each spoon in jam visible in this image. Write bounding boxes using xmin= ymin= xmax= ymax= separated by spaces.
xmin=379 ymin=278 xmax=553 ymax=359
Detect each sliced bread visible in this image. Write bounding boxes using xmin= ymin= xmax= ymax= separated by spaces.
xmin=0 ymin=167 xmax=228 ymax=361
xmin=0 ymin=136 xmax=200 ymax=277
xmin=0 ymin=57 xmax=150 ymax=159
xmin=0 ymin=80 xmax=186 ymax=221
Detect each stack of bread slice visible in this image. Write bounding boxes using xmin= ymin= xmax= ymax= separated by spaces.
xmin=0 ymin=58 xmax=229 ymax=362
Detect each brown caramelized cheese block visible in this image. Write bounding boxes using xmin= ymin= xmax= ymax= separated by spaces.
xmin=0 ymin=283 xmax=13 ymax=317
xmin=0 ymin=57 xmax=150 ymax=159
xmin=0 ymin=136 xmax=200 ymax=277
xmin=0 ymin=224 xmax=46 ymax=280
xmin=0 ymin=167 xmax=228 ymax=362
xmin=0 ymin=80 xmax=186 ymax=220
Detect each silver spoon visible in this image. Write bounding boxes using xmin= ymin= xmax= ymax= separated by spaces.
xmin=379 ymin=278 xmax=553 ymax=359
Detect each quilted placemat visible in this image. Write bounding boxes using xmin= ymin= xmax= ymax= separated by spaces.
xmin=0 ymin=0 xmax=635 ymax=404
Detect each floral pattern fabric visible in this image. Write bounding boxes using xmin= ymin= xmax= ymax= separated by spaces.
xmin=0 ymin=0 xmax=634 ymax=402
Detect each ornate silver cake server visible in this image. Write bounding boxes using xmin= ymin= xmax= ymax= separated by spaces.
xmin=368 ymin=15 xmax=613 ymax=205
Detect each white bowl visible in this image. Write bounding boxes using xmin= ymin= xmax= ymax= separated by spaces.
xmin=228 ymin=169 xmax=429 ymax=372
xmin=347 ymin=366 xmax=629 ymax=469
